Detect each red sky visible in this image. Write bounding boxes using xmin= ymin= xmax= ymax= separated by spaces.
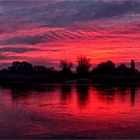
xmin=0 ymin=0 xmax=140 ymax=69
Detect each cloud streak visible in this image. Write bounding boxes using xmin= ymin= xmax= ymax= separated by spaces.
xmin=0 ymin=36 xmax=45 ymax=45
xmin=0 ymin=47 xmax=39 ymax=53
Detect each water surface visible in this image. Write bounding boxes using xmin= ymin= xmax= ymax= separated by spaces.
xmin=0 ymin=84 xmax=140 ymax=138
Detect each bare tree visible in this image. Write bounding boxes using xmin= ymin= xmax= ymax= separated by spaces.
xmin=76 ymin=56 xmax=91 ymax=77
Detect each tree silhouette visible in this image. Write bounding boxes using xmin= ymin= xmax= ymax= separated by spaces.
xmin=0 ymin=58 xmax=140 ymax=84
xmin=92 ymin=61 xmax=115 ymax=75
xmin=60 ymin=60 xmax=73 ymax=75
xmin=76 ymin=56 xmax=91 ymax=77
xmin=116 ymin=64 xmax=129 ymax=75
xmin=8 ymin=61 xmax=33 ymax=74
xmin=33 ymin=65 xmax=48 ymax=74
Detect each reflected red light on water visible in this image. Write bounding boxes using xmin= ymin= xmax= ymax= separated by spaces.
xmin=0 ymin=85 xmax=140 ymax=138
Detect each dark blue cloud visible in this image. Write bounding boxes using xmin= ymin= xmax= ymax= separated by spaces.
xmin=0 ymin=47 xmax=39 ymax=53
xmin=0 ymin=0 xmax=139 ymax=29
xmin=47 ymin=0 xmax=140 ymax=26
xmin=0 ymin=36 xmax=45 ymax=45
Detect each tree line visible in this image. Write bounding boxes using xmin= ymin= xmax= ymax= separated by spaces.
xmin=0 ymin=56 xmax=138 ymax=76
xmin=0 ymin=56 xmax=139 ymax=84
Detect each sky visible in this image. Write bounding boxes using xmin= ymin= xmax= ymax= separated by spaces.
xmin=0 ymin=0 xmax=140 ymax=69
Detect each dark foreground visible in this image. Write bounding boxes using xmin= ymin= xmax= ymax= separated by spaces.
xmin=1 ymin=74 xmax=140 ymax=84
xmin=0 ymin=84 xmax=140 ymax=139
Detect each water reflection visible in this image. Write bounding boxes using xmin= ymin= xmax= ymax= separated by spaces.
xmin=94 ymin=85 xmax=115 ymax=105
xmin=76 ymin=85 xmax=90 ymax=108
xmin=0 ymin=84 xmax=140 ymax=138
xmin=3 ymin=84 xmax=57 ymax=100
xmin=2 ymin=84 xmax=139 ymax=108
xmin=60 ymin=85 xmax=72 ymax=102
xmin=130 ymin=86 xmax=136 ymax=107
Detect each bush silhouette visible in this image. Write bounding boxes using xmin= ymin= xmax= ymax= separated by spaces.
xmin=92 ymin=61 xmax=115 ymax=75
xmin=60 ymin=60 xmax=73 ymax=75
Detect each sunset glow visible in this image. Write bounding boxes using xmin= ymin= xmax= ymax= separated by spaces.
xmin=0 ymin=0 xmax=140 ymax=69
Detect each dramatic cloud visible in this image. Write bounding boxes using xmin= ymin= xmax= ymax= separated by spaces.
xmin=0 ymin=0 xmax=139 ymax=69
xmin=0 ymin=0 xmax=139 ymax=29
